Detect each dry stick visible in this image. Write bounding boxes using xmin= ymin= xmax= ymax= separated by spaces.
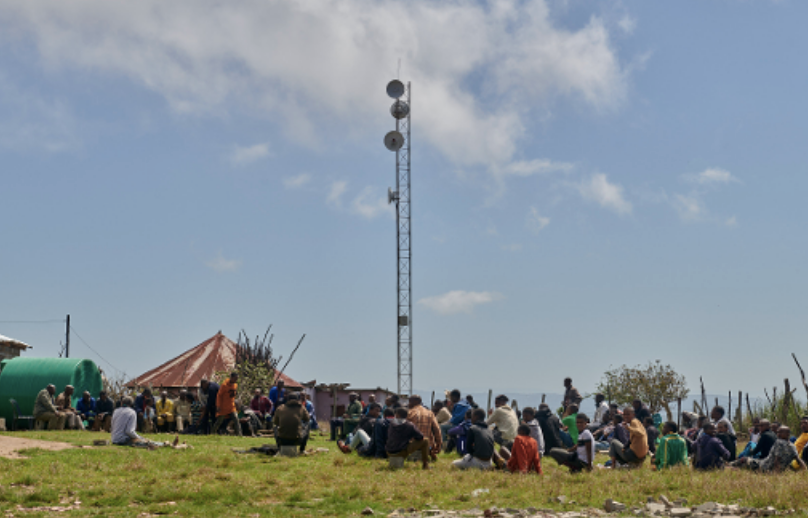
xmin=277 ymin=334 xmax=306 ymax=378
xmin=700 ymin=376 xmax=707 ymax=413
xmin=677 ymin=397 xmax=682 ymax=429
xmin=773 ymin=387 xmax=778 ymax=414
xmin=430 ymin=391 xmax=435 ymax=407
xmin=792 ymin=353 xmax=808 ymax=402
xmin=737 ymin=391 xmax=743 ymax=428
xmin=746 ymin=393 xmax=753 ymax=419
xmin=487 ymin=389 xmax=493 ymax=414
xmin=783 ymin=379 xmax=792 ymax=424
xmin=728 ymin=390 xmax=732 ymax=422
xmin=541 ymin=394 xmax=546 ymax=404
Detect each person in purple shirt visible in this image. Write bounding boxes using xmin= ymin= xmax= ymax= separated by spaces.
xmin=694 ymin=423 xmax=730 ymax=470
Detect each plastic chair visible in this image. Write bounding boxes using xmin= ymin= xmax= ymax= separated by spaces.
xmin=9 ymin=399 xmax=35 ymax=431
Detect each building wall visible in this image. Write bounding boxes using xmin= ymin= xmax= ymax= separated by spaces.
xmin=0 ymin=345 xmax=22 ymax=362
xmin=313 ymin=388 xmax=393 ymax=420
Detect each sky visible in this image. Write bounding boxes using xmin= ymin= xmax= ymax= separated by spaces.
xmin=1 ymin=0 xmax=807 ymax=400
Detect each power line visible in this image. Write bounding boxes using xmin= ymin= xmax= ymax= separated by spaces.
xmin=69 ymin=326 xmax=126 ymax=378
xmin=0 ymin=319 xmax=66 ymax=324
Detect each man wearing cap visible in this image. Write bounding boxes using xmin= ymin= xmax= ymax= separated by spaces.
xmin=407 ymin=395 xmax=442 ymax=461
xmin=56 ymin=385 xmax=85 ymax=430
xmin=33 ymin=384 xmax=66 ymax=430
xmin=487 ymin=394 xmax=519 ymax=450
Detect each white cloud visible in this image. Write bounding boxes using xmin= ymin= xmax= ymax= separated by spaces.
xmin=685 ymin=168 xmax=739 ymax=185
xmin=725 ymin=216 xmax=737 ymax=227
xmin=502 ymin=243 xmax=522 ymax=252
xmin=230 ymin=142 xmax=271 ymax=166
xmin=206 ymin=251 xmax=241 ymax=272
xmin=0 ymin=1 xmax=631 ymax=174
xmin=495 ymin=159 xmax=574 ymax=178
xmin=419 ymin=290 xmax=504 ymax=315
xmin=618 ymin=15 xmax=637 ymax=35
xmin=327 ymin=180 xmax=348 ymax=208
xmin=283 ymin=173 xmax=311 ymax=189
xmin=575 ymin=173 xmax=632 ymax=214
xmin=526 ymin=206 xmax=550 ymax=234
xmin=351 ymin=187 xmax=393 ymax=219
xmin=672 ymin=194 xmax=702 ymax=222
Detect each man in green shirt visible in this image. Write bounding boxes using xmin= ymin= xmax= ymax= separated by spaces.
xmin=561 ymin=404 xmax=579 ymax=445
xmin=654 ymin=422 xmax=688 ymax=470
xmin=342 ymin=392 xmax=364 ymax=438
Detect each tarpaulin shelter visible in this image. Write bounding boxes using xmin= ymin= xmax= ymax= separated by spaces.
xmin=0 ymin=357 xmax=103 ymax=423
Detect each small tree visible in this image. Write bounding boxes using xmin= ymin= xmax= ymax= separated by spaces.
xmin=596 ymin=361 xmax=689 ymax=413
xmin=216 ymin=327 xmax=281 ymax=405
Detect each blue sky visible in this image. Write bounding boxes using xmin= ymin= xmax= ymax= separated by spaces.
xmin=2 ymin=0 xmax=807 ymax=399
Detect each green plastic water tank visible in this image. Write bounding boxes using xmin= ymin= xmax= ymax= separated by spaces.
xmin=0 ymin=357 xmax=103 ymax=424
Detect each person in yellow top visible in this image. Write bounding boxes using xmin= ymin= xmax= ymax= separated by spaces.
xmin=608 ymin=406 xmax=648 ymax=468
xmin=212 ymin=372 xmax=242 ymax=437
xmin=156 ymin=391 xmax=175 ymax=432
xmin=791 ymin=417 xmax=808 ymax=469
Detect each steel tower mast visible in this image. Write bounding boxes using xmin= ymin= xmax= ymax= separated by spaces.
xmin=385 ymin=80 xmax=412 ymax=396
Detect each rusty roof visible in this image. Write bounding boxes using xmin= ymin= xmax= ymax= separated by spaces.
xmin=127 ymin=332 xmax=302 ymax=389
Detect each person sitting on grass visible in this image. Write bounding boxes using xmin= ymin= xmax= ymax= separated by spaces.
xmin=792 ymin=417 xmax=808 ymax=470
xmin=589 ymin=394 xmax=610 ymax=432
xmin=548 ymin=413 xmax=593 ymax=473
xmin=111 ymin=396 xmax=174 ymax=449
xmin=406 ymin=395 xmax=442 ymax=461
xmin=56 ymin=385 xmax=85 ymax=430
xmin=301 ymin=393 xmax=318 ymax=430
xmin=180 ymin=393 xmax=203 ymax=435
xmin=653 ymin=422 xmax=688 ymax=470
xmin=711 ymin=405 xmax=736 ymax=436
xmin=632 ymin=399 xmax=651 ymax=423
xmin=250 ymin=388 xmax=273 ymax=425
xmin=644 ymin=416 xmax=659 ymax=454
xmin=452 ymin=408 xmax=496 ymax=471
xmin=433 ymin=400 xmax=452 ymax=426
xmin=743 ymin=419 xmax=776 ymax=460
xmin=353 ymin=407 xmax=393 ymax=458
xmin=608 ymin=407 xmax=648 ymax=468
xmin=559 ymin=404 xmax=578 ymax=447
xmin=33 ymin=384 xmax=66 ymax=430
xmin=134 ymin=388 xmax=156 ymax=433
xmin=716 ymin=421 xmax=737 ymax=462
xmin=199 ymin=379 xmax=219 ymax=435
xmin=694 ymin=423 xmax=730 ymax=470
xmin=212 ymin=372 xmax=242 ymax=437
xmin=537 ymin=404 xmax=565 ymax=453
xmin=93 ymin=391 xmax=115 ymax=432
xmin=386 ymin=407 xmax=431 ymax=470
xmin=156 ymin=391 xmax=175 ymax=433
xmin=507 ymin=424 xmax=542 ymax=474
xmin=269 ymin=379 xmax=286 ymax=416
xmin=732 ymin=425 xmax=807 ymax=472
xmin=172 ymin=390 xmax=190 ymax=433
xmin=441 ymin=389 xmax=471 ymax=448
xmin=521 ymin=407 xmax=545 ymax=456
xmin=487 ymin=394 xmax=519 ymax=453
xmin=273 ymin=392 xmax=311 ymax=453
xmin=447 ymin=409 xmax=473 ymax=456
xmin=76 ymin=391 xmax=96 ymax=430
xmin=594 ymin=413 xmax=623 ymax=452
xmin=339 ymin=403 xmax=381 ymax=454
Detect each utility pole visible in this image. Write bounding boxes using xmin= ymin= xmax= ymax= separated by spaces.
xmin=65 ymin=314 xmax=70 ymax=358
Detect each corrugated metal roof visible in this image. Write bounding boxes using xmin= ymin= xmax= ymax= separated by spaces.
xmin=127 ymin=332 xmax=302 ymax=389
xmin=0 ymin=334 xmax=30 ymax=350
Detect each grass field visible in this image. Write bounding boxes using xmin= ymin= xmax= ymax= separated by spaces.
xmin=2 ymin=430 xmax=808 ymax=517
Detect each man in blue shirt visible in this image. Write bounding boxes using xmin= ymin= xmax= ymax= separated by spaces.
xmin=76 ymin=391 xmax=96 ymax=429
xmin=269 ymin=380 xmax=286 ymax=416
xmin=440 ymin=389 xmax=470 ymax=449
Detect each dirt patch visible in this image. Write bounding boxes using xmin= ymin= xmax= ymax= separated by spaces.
xmin=0 ymin=435 xmax=77 ymax=459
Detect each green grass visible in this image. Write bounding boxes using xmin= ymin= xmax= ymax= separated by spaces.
xmin=1 ymin=431 xmax=808 ymax=517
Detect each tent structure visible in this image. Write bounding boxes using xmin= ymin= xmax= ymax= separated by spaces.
xmin=127 ymin=331 xmax=302 ymax=391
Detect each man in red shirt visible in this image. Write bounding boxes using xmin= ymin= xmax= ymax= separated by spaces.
xmin=213 ymin=372 xmax=242 ymax=437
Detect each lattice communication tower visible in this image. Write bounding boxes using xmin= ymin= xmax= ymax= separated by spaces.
xmin=384 ymin=79 xmax=412 ymax=396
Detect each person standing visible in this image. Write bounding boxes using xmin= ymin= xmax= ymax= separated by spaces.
xmin=562 ymin=378 xmax=582 ymax=410
xmin=199 ymin=379 xmax=220 ymax=435
xmin=213 ymin=372 xmax=242 ymax=437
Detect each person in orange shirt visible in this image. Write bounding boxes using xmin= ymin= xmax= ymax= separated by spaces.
xmin=507 ymin=424 xmax=542 ymax=474
xmin=212 ymin=372 xmax=242 ymax=437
